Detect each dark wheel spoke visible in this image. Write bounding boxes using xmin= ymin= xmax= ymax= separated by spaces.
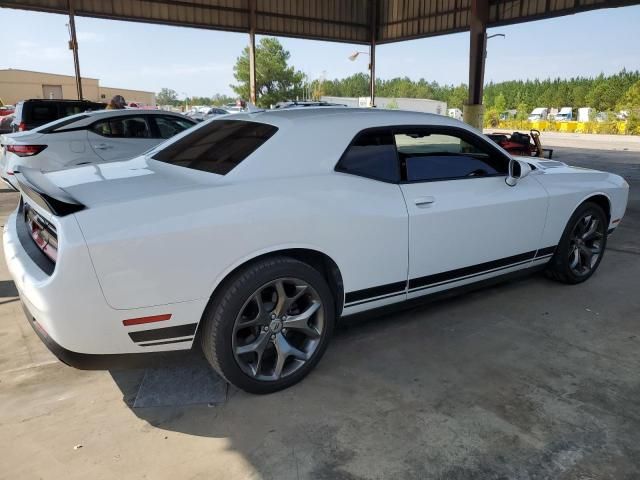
xmin=282 ymin=301 xmax=322 ymax=338
xmin=232 ymin=277 xmax=325 ymax=382
xmin=568 ymin=210 xmax=606 ymax=277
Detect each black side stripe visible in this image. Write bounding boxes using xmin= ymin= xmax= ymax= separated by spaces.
xmin=344 ymin=280 xmax=407 ymax=304
xmin=138 ymin=337 xmax=194 ymax=347
xmin=128 ymin=323 xmax=197 ymax=343
xmin=408 ymin=250 xmax=537 ymax=290
xmin=345 ymin=291 xmax=406 ymax=308
xmin=536 ymin=246 xmax=556 ymax=257
xmin=409 ymin=258 xmax=535 ymax=293
xmin=344 ymin=246 xmax=557 ymax=307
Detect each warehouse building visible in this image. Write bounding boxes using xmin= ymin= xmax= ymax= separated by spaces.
xmin=0 ymin=69 xmax=155 ymax=106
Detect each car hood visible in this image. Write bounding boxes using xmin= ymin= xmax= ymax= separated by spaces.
xmin=43 ymin=155 xmax=223 ymax=208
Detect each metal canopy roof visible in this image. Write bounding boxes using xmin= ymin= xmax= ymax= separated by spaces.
xmin=1 ymin=0 xmax=637 ymax=45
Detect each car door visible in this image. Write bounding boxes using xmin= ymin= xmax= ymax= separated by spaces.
xmin=333 ymin=128 xmax=409 ymax=314
xmin=87 ymin=115 xmax=158 ymax=162
xmin=395 ymin=126 xmax=549 ymax=300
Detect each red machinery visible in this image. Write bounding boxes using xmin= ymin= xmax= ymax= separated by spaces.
xmin=486 ymin=129 xmax=553 ymax=159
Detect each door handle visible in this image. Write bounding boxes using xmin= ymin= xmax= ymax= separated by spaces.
xmin=93 ymin=143 xmax=112 ymax=150
xmin=414 ymin=196 xmax=435 ymax=207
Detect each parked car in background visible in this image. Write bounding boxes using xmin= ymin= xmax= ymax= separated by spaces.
xmin=189 ymin=107 xmax=230 ymax=122
xmin=0 ymin=105 xmax=15 ymax=117
xmin=10 ymin=99 xmax=105 ymax=133
xmin=3 ymin=108 xmax=628 ymax=394
xmin=0 ymin=115 xmax=13 ymax=134
xmin=0 ymin=109 xmax=195 ymax=189
xmin=272 ymin=101 xmax=347 ymax=109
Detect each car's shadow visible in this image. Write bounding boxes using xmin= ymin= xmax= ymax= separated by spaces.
xmin=99 ymin=250 xmax=640 ymax=478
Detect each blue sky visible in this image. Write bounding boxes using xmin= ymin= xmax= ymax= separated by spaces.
xmin=1 ymin=5 xmax=638 ymax=97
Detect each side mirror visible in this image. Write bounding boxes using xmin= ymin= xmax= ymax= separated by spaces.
xmin=506 ymin=158 xmax=532 ymax=186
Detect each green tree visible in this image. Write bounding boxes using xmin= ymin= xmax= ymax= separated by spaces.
xmin=516 ymin=102 xmax=529 ymax=120
xmin=231 ymin=37 xmax=305 ymax=107
xmin=494 ymin=93 xmax=506 ymax=113
xmin=157 ymin=88 xmax=178 ymax=106
xmin=618 ymin=80 xmax=640 ymax=110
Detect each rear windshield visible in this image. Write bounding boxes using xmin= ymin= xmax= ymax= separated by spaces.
xmin=152 ymin=120 xmax=278 ymax=175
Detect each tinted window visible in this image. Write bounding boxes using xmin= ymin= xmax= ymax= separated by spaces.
xmin=91 ymin=116 xmax=151 ymax=138
xmin=336 ymin=129 xmax=398 ymax=182
xmin=152 ymin=120 xmax=278 ymax=175
xmin=395 ymin=130 xmax=507 ymax=182
xmin=28 ymin=104 xmax=58 ymax=123
xmin=153 ymin=116 xmax=194 ymax=139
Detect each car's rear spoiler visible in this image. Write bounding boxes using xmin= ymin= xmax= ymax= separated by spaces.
xmin=14 ymin=168 xmax=85 ymax=216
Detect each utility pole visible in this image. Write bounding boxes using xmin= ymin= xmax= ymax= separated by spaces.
xmin=463 ymin=0 xmax=488 ymax=129
xmin=369 ymin=0 xmax=377 ymax=107
xmin=248 ymin=0 xmax=257 ymax=105
xmin=67 ymin=0 xmax=83 ymax=100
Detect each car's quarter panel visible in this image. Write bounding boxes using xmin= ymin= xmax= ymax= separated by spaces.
xmin=528 ymin=160 xmax=630 ymax=246
xmin=72 ymin=163 xmax=409 ymax=311
xmin=401 ymin=175 xmax=549 ymax=299
xmin=3 ymin=196 xmax=206 ymax=354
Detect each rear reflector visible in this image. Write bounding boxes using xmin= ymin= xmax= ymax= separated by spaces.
xmin=122 ymin=314 xmax=172 ymax=326
xmin=7 ymin=144 xmax=47 ymax=157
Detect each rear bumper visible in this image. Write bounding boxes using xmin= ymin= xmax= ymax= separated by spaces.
xmin=21 ymin=300 xmax=194 ymax=370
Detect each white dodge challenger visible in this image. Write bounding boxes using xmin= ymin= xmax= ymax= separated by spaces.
xmin=3 ymin=108 xmax=629 ymax=393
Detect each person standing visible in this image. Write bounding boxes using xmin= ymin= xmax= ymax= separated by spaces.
xmin=106 ymin=95 xmax=126 ymax=109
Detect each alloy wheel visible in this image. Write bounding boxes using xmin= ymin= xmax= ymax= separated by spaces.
xmin=568 ymin=213 xmax=605 ymax=277
xmin=232 ymin=278 xmax=325 ymax=381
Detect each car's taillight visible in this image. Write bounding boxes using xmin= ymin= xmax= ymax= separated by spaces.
xmin=18 ymin=122 xmax=27 ymax=132
xmin=25 ymin=204 xmax=58 ymax=262
xmin=6 ymin=144 xmax=47 ymax=157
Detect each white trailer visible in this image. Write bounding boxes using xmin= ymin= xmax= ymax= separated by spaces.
xmin=578 ymin=107 xmax=594 ymax=122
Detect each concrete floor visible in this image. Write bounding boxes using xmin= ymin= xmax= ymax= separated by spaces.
xmin=1 ymin=141 xmax=639 ymax=479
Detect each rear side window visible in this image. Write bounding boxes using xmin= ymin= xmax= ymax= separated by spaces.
xmin=28 ymin=104 xmax=58 ymax=123
xmin=152 ymin=120 xmax=278 ymax=175
xmin=91 ymin=116 xmax=152 ymax=138
xmin=336 ymin=129 xmax=399 ymax=182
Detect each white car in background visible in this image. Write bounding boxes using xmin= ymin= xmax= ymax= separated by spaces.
xmin=0 ymin=109 xmax=196 ymax=189
xmin=3 ymin=108 xmax=629 ymax=394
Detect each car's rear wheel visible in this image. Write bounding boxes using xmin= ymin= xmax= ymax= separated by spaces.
xmin=546 ymin=201 xmax=608 ymax=284
xmin=201 ymin=256 xmax=335 ymax=394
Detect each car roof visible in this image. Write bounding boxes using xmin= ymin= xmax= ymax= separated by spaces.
xmin=190 ymin=108 xmax=477 ymax=181
xmin=38 ymin=109 xmax=191 ymax=132
xmin=228 ymin=107 xmax=463 ymax=130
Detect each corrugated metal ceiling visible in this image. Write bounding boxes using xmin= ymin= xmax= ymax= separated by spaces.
xmin=0 ymin=0 xmax=636 ymax=44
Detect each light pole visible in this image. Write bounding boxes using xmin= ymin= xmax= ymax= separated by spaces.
xmin=181 ymin=92 xmax=189 ymax=112
xmin=348 ymin=50 xmax=375 ymax=107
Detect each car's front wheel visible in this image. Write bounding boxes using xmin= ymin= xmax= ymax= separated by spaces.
xmin=546 ymin=201 xmax=608 ymax=284
xmin=201 ymin=256 xmax=335 ymax=394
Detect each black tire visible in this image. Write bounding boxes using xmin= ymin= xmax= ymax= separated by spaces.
xmin=545 ymin=201 xmax=608 ymax=284
xmin=201 ymin=256 xmax=335 ymax=394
